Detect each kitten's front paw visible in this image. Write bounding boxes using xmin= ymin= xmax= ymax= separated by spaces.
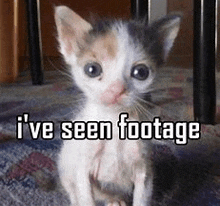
xmin=107 ymin=201 xmax=126 ymax=206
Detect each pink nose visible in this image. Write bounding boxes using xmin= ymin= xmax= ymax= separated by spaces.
xmin=100 ymin=81 xmax=125 ymax=105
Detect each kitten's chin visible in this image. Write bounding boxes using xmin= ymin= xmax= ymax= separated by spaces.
xmin=87 ymin=92 xmax=135 ymax=113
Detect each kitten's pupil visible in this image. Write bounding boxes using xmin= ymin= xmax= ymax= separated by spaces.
xmin=131 ymin=64 xmax=150 ymax=81
xmin=84 ymin=62 xmax=102 ymax=78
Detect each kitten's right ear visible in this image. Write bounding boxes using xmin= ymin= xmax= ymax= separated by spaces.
xmin=147 ymin=14 xmax=181 ymax=66
xmin=55 ymin=6 xmax=92 ymax=61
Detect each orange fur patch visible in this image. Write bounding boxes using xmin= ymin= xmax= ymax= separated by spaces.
xmin=78 ymin=32 xmax=118 ymax=66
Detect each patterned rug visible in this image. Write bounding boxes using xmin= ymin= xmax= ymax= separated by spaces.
xmin=0 ymin=68 xmax=219 ymax=206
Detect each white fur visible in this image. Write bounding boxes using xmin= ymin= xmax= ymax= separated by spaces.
xmin=55 ymin=6 xmax=181 ymax=206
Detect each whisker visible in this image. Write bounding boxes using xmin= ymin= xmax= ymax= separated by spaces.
xmin=131 ymin=99 xmax=155 ymax=121
xmin=136 ymin=102 xmax=155 ymax=120
xmin=47 ymin=57 xmax=73 ymax=82
xmin=134 ymin=94 xmax=165 ymax=113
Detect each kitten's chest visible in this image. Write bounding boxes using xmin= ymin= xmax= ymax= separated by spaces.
xmin=80 ymin=104 xmax=144 ymax=185
xmin=90 ymin=138 xmax=143 ymax=189
xmin=78 ymin=103 xmax=119 ymax=122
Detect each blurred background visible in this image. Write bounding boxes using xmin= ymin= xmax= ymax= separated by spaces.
xmin=0 ymin=0 xmax=219 ymax=83
xmin=0 ymin=3 xmax=220 ymax=205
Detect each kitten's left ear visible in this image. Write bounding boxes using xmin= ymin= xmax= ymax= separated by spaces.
xmin=148 ymin=15 xmax=181 ymax=65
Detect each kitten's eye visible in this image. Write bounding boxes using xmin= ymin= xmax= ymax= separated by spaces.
xmin=84 ymin=62 xmax=102 ymax=78
xmin=131 ymin=64 xmax=150 ymax=81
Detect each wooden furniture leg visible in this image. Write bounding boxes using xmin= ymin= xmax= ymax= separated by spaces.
xmin=131 ymin=0 xmax=150 ymax=21
xmin=0 ymin=0 xmax=19 ymax=83
xmin=193 ymin=0 xmax=217 ymax=124
xmin=26 ymin=0 xmax=44 ymax=85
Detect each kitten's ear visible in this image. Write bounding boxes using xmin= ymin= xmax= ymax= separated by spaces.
xmin=148 ymin=15 xmax=181 ymax=65
xmin=55 ymin=6 xmax=92 ymax=61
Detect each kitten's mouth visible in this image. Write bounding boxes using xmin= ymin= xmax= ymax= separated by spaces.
xmin=100 ymin=81 xmax=127 ymax=106
xmin=101 ymin=93 xmax=128 ymax=108
xmin=104 ymin=92 xmax=126 ymax=105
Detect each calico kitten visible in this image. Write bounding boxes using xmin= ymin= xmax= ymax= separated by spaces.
xmin=55 ymin=6 xmax=181 ymax=206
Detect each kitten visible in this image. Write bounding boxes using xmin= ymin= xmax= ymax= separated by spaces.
xmin=55 ymin=6 xmax=181 ymax=206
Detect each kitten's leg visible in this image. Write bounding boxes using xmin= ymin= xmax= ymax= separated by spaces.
xmin=60 ymin=169 xmax=96 ymax=206
xmin=107 ymin=201 xmax=127 ymax=206
xmin=74 ymin=169 xmax=96 ymax=206
xmin=132 ymin=164 xmax=153 ymax=206
xmin=60 ymin=177 xmax=77 ymax=205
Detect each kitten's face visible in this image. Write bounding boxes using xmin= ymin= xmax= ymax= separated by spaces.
xmin=72 ymin=25 xmax=156 ymax=109
xmin=55 ymin=6 xmax=180 ymax=112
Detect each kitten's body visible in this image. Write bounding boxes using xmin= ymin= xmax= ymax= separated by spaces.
xmin=54 ymin=6 xmax=219 ymax=206
xmin=59 ymin=100 xmax=154 ymax=205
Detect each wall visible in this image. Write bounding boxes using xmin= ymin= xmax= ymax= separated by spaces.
xmin=167 ymin=0 xmax=193 ymax=68
xmin=19 ymin=0 xmax=130 ymax=71
xmin=150 ymin=0 xmax=167 ymax=22
xmin=18 ymin=0 xmax=219 ymax=72
xmin=167 ymin=0 xmax=220 ymax=69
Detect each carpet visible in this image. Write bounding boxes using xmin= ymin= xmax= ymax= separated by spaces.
xmin=0 ymin=68 xmax=219 ymax=206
